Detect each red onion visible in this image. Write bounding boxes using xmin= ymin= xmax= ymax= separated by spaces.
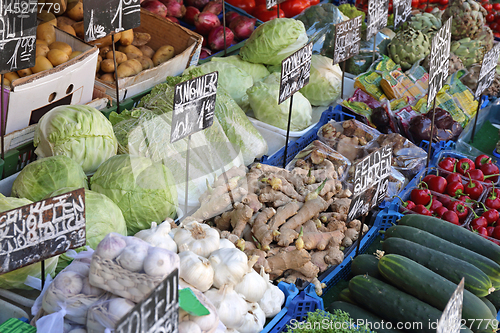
xmin=166 ymin=16 xmax=180 ymax=23
xmin=202 ymin=0 xmax=222 ymax=15
xmin=225 ymin=11 xmax=240 ymax=25
xmin=200 ymin=47 xmax=212 ymax=59
xmin=141 ymin=0 xmax=168 ymax=17
xmin=184 ymin=6 xmax=200 ymax=25
xmin=194 ymin=12 xmax=220 ymax=35
xmin=202 ymin=36 xmax=207 ymax=47
xmin=208 ymin=26 xmax=234 ymax=51
xmin=185 ymin=0 xmax=209 ymax=10
xmin=229 ymin=16 xmax=256 ymax=40
xmin=161 ymin=0 xmax=186 ymax=18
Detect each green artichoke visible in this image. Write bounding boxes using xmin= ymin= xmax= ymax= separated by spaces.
xmin=450 ymin=38 xmax=485 ymax=68
xmin=407 ymin=12 xmax=442 ymax=37
xmin=388 ymin=27 xmax=431 ymax=71
xmin=442 ymin=0 xmax=487 ymax=40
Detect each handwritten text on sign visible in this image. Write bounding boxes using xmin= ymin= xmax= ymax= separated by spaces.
xmin=170 ymin=72 xmax=218 ymax=143
xmin=428 ymin=18 xmax=452 ymax=104
xmin=475 ymin=43 xmax=500 ymax=100
xmin=436 ymin=279 xmax=464 ymax=333
xmin=0 ymin=188 xmax=86 ymax=275
xmin=348 ymin=177 xmax=389 ymax=221
xmin=366 ymin=0 xmax=389 ymax=40
xmin=83 ymin=0 xmax=141 ymax=42
xmin=0 ymin=0 xmax=38 ymax=74
xmin=333 ymin=16 xmax=363 ymax=65
xmin=393 ymin=0 xmax=412 ymax=30
xmin=266 ymin=0 xmax=286 ymax=9
xmin=279 ymin=42 xmax=313 ymax=105
xmin=116 ymin=269 xmax=179 ymax=333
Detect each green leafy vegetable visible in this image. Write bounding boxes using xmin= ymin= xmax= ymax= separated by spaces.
xmin=299 ymin=55 xmax=343 ymax=106
xmin=211 ymin=55 xmax=270 ymax=83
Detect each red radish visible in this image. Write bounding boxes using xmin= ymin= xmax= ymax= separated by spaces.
xmin=225 ymin=11 xmax=241 ymax=25
xmin=185 ymin=0 xmax=209 ymax=10
xmin=142 ymin=0 xmax=168 ymax=17
xmin=194 ymin=12 xmax=220 ymax=35
xmin=184 ymin=6 xmax=200 ymax=25
xmin=200 ymin=47 xmax=212 ymax=59
xmin=208 ymin=26 xmax=234 ymax=51
xmin=166 ymin=16 xmax=180 ymax=23
xmin=229 ymin=16 xmax=256 ymax=40
xmin=203 ymin=0 xmax=223 ymax=15
xmin=161 ymin=0 xmax=186 ymax=17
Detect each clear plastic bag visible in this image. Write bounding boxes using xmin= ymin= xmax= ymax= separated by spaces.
xmin=86 ymin=296 xmax=136 ymax=333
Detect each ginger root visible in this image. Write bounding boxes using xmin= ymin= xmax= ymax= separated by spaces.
xmin=279 ymin=197 xmax=333 ymax=231
xmin=283 ymin=271 xmax=325 ymax=296
xmin=230 ymin=203 xmax=254 ymax=237
xmin=268 ymin=201 xmax=303 ymax=230
xmin=267 ymin=249 xmax=311 ymax=279
xmin=259 ymin=189 xmax=292 ymax=207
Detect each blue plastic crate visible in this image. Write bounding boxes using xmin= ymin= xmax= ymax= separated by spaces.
xmin=374 ymin=207 xmax=404 ymax=237
xmin=431 ymin=149 xmax=500 ymax=169
xmin=419 ymin=140 xmax=457 ymax=157
xmin=260 ymin=105 xmax=356 ymax=167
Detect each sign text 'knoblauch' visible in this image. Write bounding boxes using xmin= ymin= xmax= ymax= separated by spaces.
xmin=279 ymin=42 xmax=313 ymax=104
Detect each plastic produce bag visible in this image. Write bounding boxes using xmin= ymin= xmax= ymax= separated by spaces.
xmin=86 ymin=296 xmax=136 ymax=333
xmin=408 ymin=108 xmax=463 ymax=145
xmin=299 ymin=55 xmax=343 ymax=106
xmin=345 ymin=33 xmax=392 ymax=75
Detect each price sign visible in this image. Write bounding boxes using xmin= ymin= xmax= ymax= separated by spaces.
xmin=279 ymin=42 xmax=313 ymax=105
xmin=115 ymin=269 xmax=179 ymax=333
xmin=333 ymin=16 xmax=363 ymax=65
xmin=0 ymin=188 xmax=86 ymax=275
xmin=347 ymin=146 xmax=392 ymax=222
xmin=436 ymin=278 xmax=464 ymax=333
xmin=475 ymin=43 xmax=500 ymax=100
xmin=170 ymin=72 xmax=218 ymax=143
xmin=83 ymin=0 xmax=141 ymax=42
xmin=266 ymin=0 xmax=285 ymax=9
xmin=393 ymin=0 xmax=412 ymax=30
xmin=0 ymin=0 xmax=38 ymax=75
xmin=366 ymin=0 xmax=389 ymax=40
xmin=428 ymin=18 xmax=452 ymax=104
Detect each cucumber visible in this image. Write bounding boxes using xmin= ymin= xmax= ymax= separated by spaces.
xmin=399 ymin=214 xmax=500 ymax=266
xmin=339 ymin=288 xmax=357 ymax=304
xmin=351 ymin=254 xmax=381 ymax=278
xmin=384 ymin=225 xmax=500 ymax=288
xmin=378 ymin=254 xmax=494 ymax=330
xmin=486 ymin=290 xmax=500 ymax=312
xmin=481 ymin=297 xmax=497 ymax=318
xmin=382 ymin=237 xmax=494 ymax=297
xmin=349 ymin=275 xmax=473 ymax=333
xmin=327 ymin=301 xmax=404 ymax=333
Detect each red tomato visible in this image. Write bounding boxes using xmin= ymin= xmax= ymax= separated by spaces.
xmin=255 ymin=0 xmax=266 ymax=5
xmin=487 ymin=13 xmax=495 ymax=22
xmin=439 ymin=0 xmax=448 ymax=5
xmin=253 ymin=4 xmax=285 ymax=21
xmin=411 ymin=0 xmax=420 ymax=7
xmin=388 ymin=2 xmax=393 ymax=12
xmin=310 ymin=0 xmax=320 ymax=5
xmin=491 ymin=22 xmax=500 ymax=31
xmin=280 ymin=0 xmax=310 ymax=17
xmin=495 ymin=32 xmax=500 ymax=38
xmin=225 ymin=0 xmax=256 ymax=14
xmin=494 ymin=3 xmax=500 ymax=10
xmin=484 ymin=3 xmax=493 ymax=11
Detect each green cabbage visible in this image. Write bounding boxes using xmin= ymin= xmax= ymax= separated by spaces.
xmin=247 ymin=73 xmax=312 ymax=131
xmin=90 ymin=154 xmax=177 ymax=235
xmin=211 ymin=55 xmax=270 ymax=83
xmin=34 ymin=105 xmax=118 ymax=175
xmin=240 ymin=18 xmax=308 ymax=66
xmin=0 ymin=195 xmax=59 ymax=289
xmin=12 ymin=155 xmax=88 ymax=202
xmin=299 ymin=54 xmax=343 ymax=106
xmin=47 ymin=187 xmax=127 ymax=249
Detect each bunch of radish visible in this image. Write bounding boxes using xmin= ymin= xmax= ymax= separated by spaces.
xmin=141 ymin=0 xmax=257 ymax=58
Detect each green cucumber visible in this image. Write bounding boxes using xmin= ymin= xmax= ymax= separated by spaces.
xmin=382 ymin=237 xmax=494 ymax=297
xmin=486 ymin=290 xmax=500 ymax=312
xmin=327 ymin=301 xmax=404 ymax=333
xmin=399 ymin=214 xmax=500 ymax=266
xmin=378 ymin=254 xmax=494 ymax=331
xmin=339 ymin=288 xmax=357 ymax=304
xmin=481 ymin=297 xmax=497 ymax=318
xmin=384 ymin=225 xmax=500 ymax=288
xmin=349 ymin=275 xmax=473 ymax=333
xmin=351 ymin=254 xmax=381 ymax=278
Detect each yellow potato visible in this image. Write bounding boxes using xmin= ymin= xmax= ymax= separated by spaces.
xmin=2 ymin=77 xmax=10 ymax=87
xmin=31 ymin=56 xmax=54 ymax=73
xmin=136 ymin=56 xmax=154 ymax=71
xmin=106 ymin=51 xmax=127 ymax=65
xmin=49 ymin=41 xmax=73 ymax=56
xmin=37 ymin=11 xmax=57 ymax=26
xmin=36 ymin=44 xmax=51 ymax=57
xmin=37 ymin=22 xmax=56 ymax=45
xmin=36 ymin=39 xmax=48 ymax=46
xmin=99 ymin=46 xmax=112 ymax=58
xmin=57 ymin=16 xmax=76 ymax=27
xmin=69 ymin=51 xmax=82 ymax=60
xmin=90 ymin=33 xmax=121 ymax=48
xmin=59 ymin=24 xmax=76 ymax=36
xmin=132 ymin=32 xmax=151 ymax=46
xmin=47 ymin=49 xmax=69 ymax=66
xmin=117 ymin=45 xmax=142 ymax=57
xmin=152 ymin=45 xmax=175 ymax=67
xmin=120 ymin=29 xmax=134 ymax=46
xmin=116 ymin=59 xmax=142 ymax=78
xmin=100 ymin=59 xmax=116 ymax=73
xmin=125 ymin=52 xmax=140 ymax=60
xmin=17 ymin=68 xmax=33 ymax=78
xmin=72 ymin=21 xmax=84 ymax=39
xmin=4 ymin=72 xmax=20 ymax=83
xmin=66 ymin=1 xmax=83 ymax=21
xmin=100 ymin=73 xmax=115 ymax=83
xmin=138 ymin=45 xmax=155 ymax=59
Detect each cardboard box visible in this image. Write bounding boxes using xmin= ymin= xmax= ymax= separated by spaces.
xmin=5 ymin=28 xmax=98 ymax=136
xmin=95 ymin=9 xmax=203 ymax=102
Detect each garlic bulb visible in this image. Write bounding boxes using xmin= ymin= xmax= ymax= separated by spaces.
xmin=68 ymin=329 xmax=87 ymax=333
xmin=65 ymin=260 xmax=90 ymax=277
xmin=179 ymin=288 xmax=219 ymax=333
xmin=209 ymin=248 xmax=248 ymax=288
xmin=135 ymin=220 xmax=177 ymax=253
xmin=108 ymin=298 xmax=135 ymax=320
xmin=95 ymin=233 xmax=127 ymax=260
xmin=204 ymin=285 xmax=247 ymax=329
xmin=226 ymin=329 xmax=241 ymax=333
xmin=143 ymin=247 xmax=180 ymax=277
xmin=81 ymin=277 xmax=104 ymax=296
xmin=234 ymin=256 xmax=267 ymax=303
xmin=174 ymin=222 xmax=220 ymax=257
xmin=258 ymin=268 xmax=285 ymax=318
xmin=54 ymin=271 xmax=83 ymax=296
xmin=116 ymin=243 xmax=149 ymax=272
xmin=219 ymin=239 xmax=236 ymax=249
xmin=179 ymin=321 xmax=202 ymax=333
xmin=179 ymin=278 xmax=197 ymax=290
xmin=237 ymin=302 xmax=266 ymax=333
xmin=179 ymin=250 xmax=214 ymax=292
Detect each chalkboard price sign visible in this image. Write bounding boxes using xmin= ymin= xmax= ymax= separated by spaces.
xmin=83 ymin=0 xmax=141 ymax=42
xmin=428 ymin=18 xmax=452 ymax=104
xmin=393 ymin=0 xmax=412 ymax=30
xmin=436 ymin=278 xmax=464 ymax=333
xmin=279 ymin=42 xmax=313 ymax=105
xmin=333 ymin=16 xmax=363 ymax=65
xmin=266 ymin=0 xmax=286 ymax=9
xmin=170 ymin=72 xmax=218 ymax=143
xmin=0 ymin=188 xmax=86 ymax=275
xmin=115 ymin=269 xmax=179 ymax=333
xmin=475 ymin=43 xmax=500 ymax=100
xmin=0 ymin=0 xmax=38 ymax=75
xmin=366 ymin=0 xmax=389 ymax=40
